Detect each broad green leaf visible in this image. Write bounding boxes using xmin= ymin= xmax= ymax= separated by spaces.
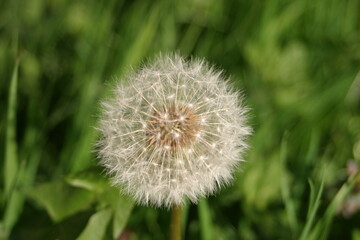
xmin=27 ymin=181 xmax=95 ymax=222
xmin=66 ymin=167 xmax=108 ymax=192
xmin=112 ymin=198 xmax=134 ymax=239
xmin=100 ymin=187 xmax=134 ymax=238
xmin=76 ymin=208 xmax=112 ymax=240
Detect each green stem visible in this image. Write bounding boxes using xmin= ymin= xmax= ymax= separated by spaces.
xmin=170 ymin=205 xmax=182 ymax=240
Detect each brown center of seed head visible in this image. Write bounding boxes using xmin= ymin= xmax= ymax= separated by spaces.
xmin=146 ymin=104 xmax=200 ymax=151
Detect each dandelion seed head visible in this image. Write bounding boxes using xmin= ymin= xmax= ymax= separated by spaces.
xmin=97 ymin=54 xmax=252 ymax=208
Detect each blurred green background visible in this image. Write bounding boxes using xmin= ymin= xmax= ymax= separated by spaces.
xmin=1 ymin=0 xmax=360 ymax=239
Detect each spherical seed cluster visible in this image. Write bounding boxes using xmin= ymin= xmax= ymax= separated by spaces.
xmin=146 ymin=104 xmax=200 ymax=151
xmin=97 ymin=54 xmax=251 ymax=208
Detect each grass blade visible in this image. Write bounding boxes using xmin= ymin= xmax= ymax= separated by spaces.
xmin=280 ymin=134 xmax=299 ymax=234
xmin=4 ymin=60 xmax=19 ymax=200
xmin=198 ymin=198 xmax=213 ymax=240
xmin=318 ymin=174 xmax=359 ymax=240
xmin=298 ymin=176 xmax=324 ymax=240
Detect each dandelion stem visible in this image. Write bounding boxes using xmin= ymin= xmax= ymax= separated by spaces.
xmin=170 ymin=205 xmax=182 ymax=240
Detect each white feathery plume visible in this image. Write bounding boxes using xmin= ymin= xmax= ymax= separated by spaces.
xmin=97 ymin=54 xmax=251 ymax=208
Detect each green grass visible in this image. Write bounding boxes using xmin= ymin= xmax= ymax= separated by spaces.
xmin=1 ymin=0 xmax=360 ymax=239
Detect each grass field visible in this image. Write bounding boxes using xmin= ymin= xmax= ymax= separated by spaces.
xmin=1 ymin=0 xmax=360 ymax=239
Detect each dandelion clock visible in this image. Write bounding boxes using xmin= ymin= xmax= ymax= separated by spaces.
xmin=96 ymin=54 xmax=251 ymax=239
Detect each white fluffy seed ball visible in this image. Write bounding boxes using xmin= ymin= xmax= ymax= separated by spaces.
xmin=97 ymin=54 xmax=251 ymax=208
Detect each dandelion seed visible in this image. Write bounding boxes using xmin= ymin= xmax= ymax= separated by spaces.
xmin=96 ymin=54 xmax=252 ymax=208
